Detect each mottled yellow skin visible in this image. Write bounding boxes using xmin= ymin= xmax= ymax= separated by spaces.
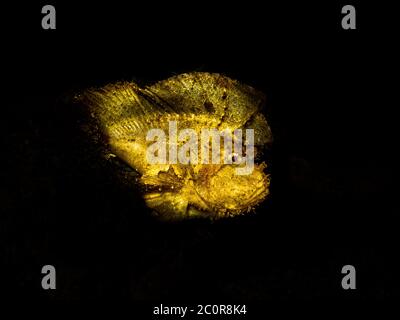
xmin=78 ymin=72 xmax=272 ymax=220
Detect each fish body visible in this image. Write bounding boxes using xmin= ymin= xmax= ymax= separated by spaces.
xmin=77 ymin=72 xmax=272 ymax=219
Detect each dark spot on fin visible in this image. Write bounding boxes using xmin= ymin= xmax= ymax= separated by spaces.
xmin=203 ymin=101 xmax=215 ymax=113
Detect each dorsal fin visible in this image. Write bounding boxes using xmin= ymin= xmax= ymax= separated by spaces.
xmin=78 ymin=72 xmax=267 ymax=136
xmin=149 ymin=72 xmax=266 ymax=129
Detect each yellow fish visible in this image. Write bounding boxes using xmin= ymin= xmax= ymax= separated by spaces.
xmin=76 ymin=72 xmax=272 ymax=220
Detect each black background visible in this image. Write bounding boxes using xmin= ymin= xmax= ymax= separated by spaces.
xmin=1 ymin=0 xmax=397 ymax=306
